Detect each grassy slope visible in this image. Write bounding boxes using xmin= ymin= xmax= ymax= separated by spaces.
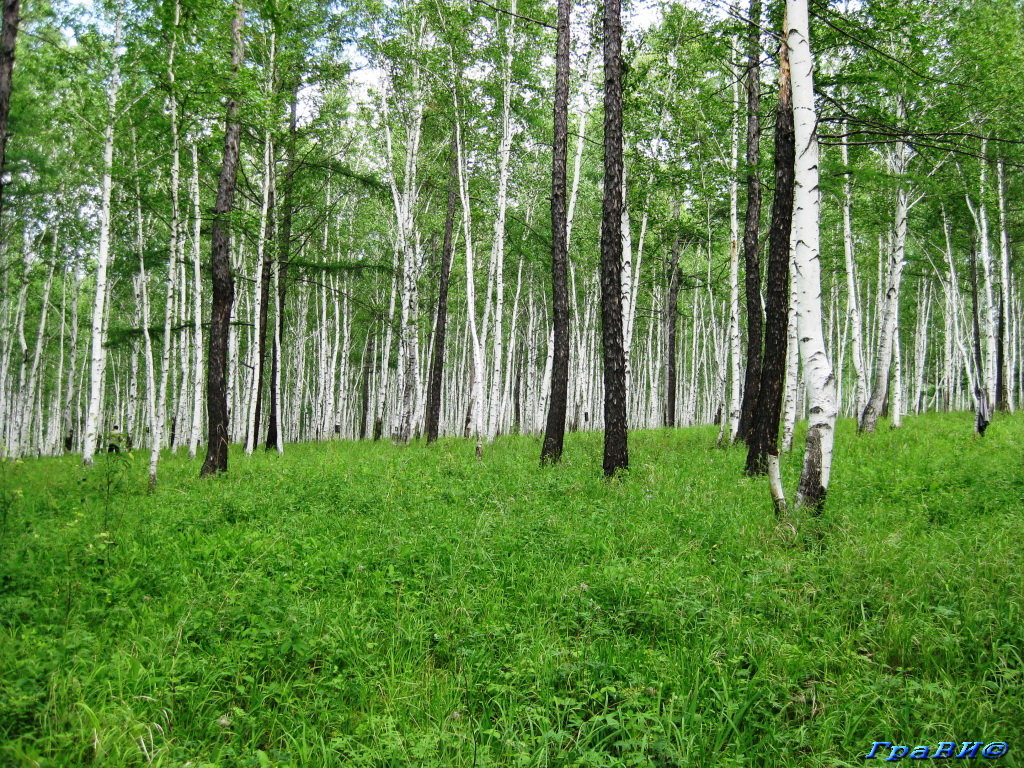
xmin=1 ymin=413 xmax=1022 ymax=767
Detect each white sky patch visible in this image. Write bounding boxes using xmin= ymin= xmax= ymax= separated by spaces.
xmin=627 ymin=0 xmax=663 ymax=33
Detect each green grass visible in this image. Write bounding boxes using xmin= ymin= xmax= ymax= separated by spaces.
xmin=1 ymin=413 xmax=1023 ymax=767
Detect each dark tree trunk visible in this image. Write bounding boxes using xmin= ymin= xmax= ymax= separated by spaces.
xmin=200 ymin=2 xmax=245 ymax=478
xmin=970 ymin=247 xmax=990 ymax=435
xmin=425 ymin=139 xmax=458 ymax=443
xmin=266 ymin=95 xmax=298 ymax=451
xmin=745 ymin=25 xmax=793 ymax=477
xmin=664 ymin=215 xmax=681 ymax=428
xmin=541 ymin=0 xmax=572 ymax=466
xmin=0 ymin=0 xmax=20 ymax=231
xmin=513 ymin=357 xmax=522 ymax=434
xmin=736 ymin=0 xmax=763 ymax=444
xmin=599 ymin=0 xmax=628 ymax=477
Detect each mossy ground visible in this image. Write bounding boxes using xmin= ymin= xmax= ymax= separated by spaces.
xmin=1 ymin=413 xmax=1022 ymax=767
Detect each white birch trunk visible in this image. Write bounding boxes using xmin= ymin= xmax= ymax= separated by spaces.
xmin=83 ymin=20 xmax=122 ymax=465
xmin=188 ymin=142 xmax=204 ymax=458
xmin=788 ymin=0 xmax=838 ymax=507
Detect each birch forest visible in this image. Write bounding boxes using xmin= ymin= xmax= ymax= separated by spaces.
xmin=0 ymin=0 xmax=1022 ymax=495
xmin=3 ymin=0 xmax=1024 ymax=761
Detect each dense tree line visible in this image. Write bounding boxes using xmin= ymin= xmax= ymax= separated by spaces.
xmin=0 ymin=0 xmax=1021 ymax=509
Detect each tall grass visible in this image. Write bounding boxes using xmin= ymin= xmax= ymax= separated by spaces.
xmin=1 ymin=413 xmax=1022 ymax=766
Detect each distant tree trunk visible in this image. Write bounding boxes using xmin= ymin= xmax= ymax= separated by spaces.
xmin=62 ymin=272 xmax=81 ymax=452
xmin=150 ymin=17 xmax=182 ymax=489
xmin=860 ymin=98 xmax=910 ymax=433
xmin=541 ymin=0 xmax=571 ymax=465
xmin=745 ymin=19 xmax=793 ymax=479
xmin=245 ymin=133 xmax=274 ymax=454
xmin=452 ymin=73 xmax=486 ymax=458
xmin=664 ymin=214 xmax=681 ymax=427
xmin=996 ymin=159 xmax=1011 ymax=412
xmin=187 ymin=142 xmax=204 ymax=459
xmin=996 ymin=285 xmax=1005 ymax=411
xmin=788 ymin=0 xmax=837 ymax=511
xmin=599 ymin=0 xmax=628 ymax=477
xmin=970 ymin=246 xmax=991 ymax=435
xmin=252 ymin=182 xmax=275 ymax=444
xmin=200 ymin=2 xmax=244 ymax=477
xmin=840 ymin=120 xmax=868 ymax=419
xmin=485 ymin=3 xmax=516 ymax=441
xmin=425 ymin=139 xmax=458 ymax=444
xmin=0 ymin=0 xmax=21 ymax=229
xmin=83 ymin=19 xmax=122 ymax=466
xmin=736 ymin=0 xmax=763 ymax=443
xmin=266 ymin=94 xmax=298 ymax=452
xmin=360 ymin=332 xmax=374 ymax=440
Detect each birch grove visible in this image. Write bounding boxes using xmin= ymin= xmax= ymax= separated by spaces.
xmin=0 ymin=0 xmax=1020 ymax=512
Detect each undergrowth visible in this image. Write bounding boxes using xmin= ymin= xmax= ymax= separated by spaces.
xmin=1 ymin=413 xmax=1022 ymax=766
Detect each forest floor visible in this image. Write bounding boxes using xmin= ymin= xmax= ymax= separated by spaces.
xmin=1 ymin=413 xmax=1023 ymax=767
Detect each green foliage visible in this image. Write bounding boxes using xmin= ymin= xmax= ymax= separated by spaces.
xmin=2 ymin=414 xmax=1023 ymax=766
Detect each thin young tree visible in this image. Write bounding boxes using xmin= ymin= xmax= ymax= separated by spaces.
xmin=540 ymin=0 xmax=571 ymax=465
xmin=201 ymin=2 xmax=245 ymax=477
xmin=599 ymin=0 xmax=628 ymax=477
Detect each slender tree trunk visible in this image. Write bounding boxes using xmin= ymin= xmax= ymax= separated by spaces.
xmin=599 ymin=0 xmax=628 ymax=477
xmin=736 ymin=0 xmax=763 ymax=444
xmin=664 ymin=212 xmax=681 ymax=427
xmin=996 ymin=159 xmax=1012 ymax=411
xmin=425 ymin=139 xmax=458 ymax=443
xmin=245 ymin=133 xmax=274 ymax=454
xmin=83 ymin=20 xmax=122 ymax=466
xmin=970 ymin=246 xmax=991 ymax=435
xmin=860 ymin=122 xmax=909 ymax=433
xmin=151 ymin=113 xmax=179 ymax=489
xmin=61 ymin=273 xmax=80 ymax=452
xmin=541 ymin=0 xmax=571 ymax=465
xmin=200 ymin=2 xmax=244 ymax=477
xmin=840 ymin=122 xmax=868 ymax=419
xmin=188 ymin=143 xmax=204 ymax=458
xmin=724 ymin=33 xmax=743 ymax=443
xmin=266 ymin=94 xmax=298 ymax=452
xmin=745 ymin=22 xmax=793 ymax=478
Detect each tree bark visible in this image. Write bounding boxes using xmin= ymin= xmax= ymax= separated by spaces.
xmin=745 ymin=21 xmax=793 ymax=478
xmin=540 ymin=0 xmax=571 ymax=465
xmin=736 ymin=0 xmax=763 ymax=444
xmin=599 ymin=0 xmax=628 ymax=477
xmin=788 ymin=0 xmax=837 ymax=511
xmin=425 ymin=138 xmax=458 ymax=443
xmin=0 ymin=0 xmax=20 ymax=230
xmin=200 ymin=2 xmax=245 ymax=477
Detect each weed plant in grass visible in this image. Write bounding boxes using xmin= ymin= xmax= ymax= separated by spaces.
xmin=1 ymin=413 xmax=1023 ymax=767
